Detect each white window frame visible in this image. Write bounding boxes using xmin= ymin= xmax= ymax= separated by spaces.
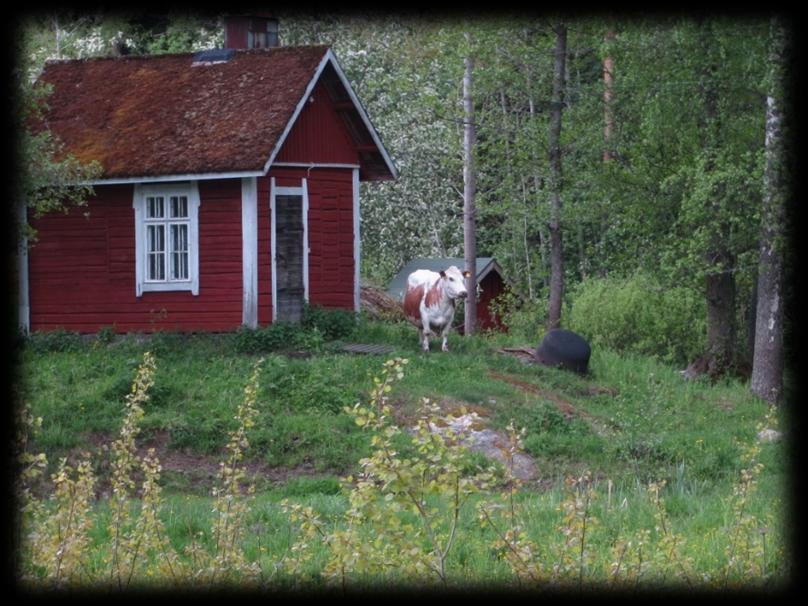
xmin=133 ymin=182 xmax=200 ymax=296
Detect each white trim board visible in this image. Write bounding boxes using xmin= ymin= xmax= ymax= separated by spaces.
xmin=272 ymin=162 xmax=360 ymax=170
xmin=17 ymin=199 xmax=30 ymax=334
xmin=353 ymin=167 xmax=361 ymax=313
xmin=270 ymin=178 xmax=309 ymax=322
xmin=241 ymin=177 xmax=258 ymax=328
xmin=86 ymin=170 xmax=264 ymax=186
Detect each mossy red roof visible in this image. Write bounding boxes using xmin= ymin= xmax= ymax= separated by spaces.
xmin=36 ymin=46 xmax=341 ymax=179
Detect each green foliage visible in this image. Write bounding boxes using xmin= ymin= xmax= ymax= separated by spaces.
xmin=301 ymin=304 xmax=358 ymax=341
xmin=489 ymin=290 xmax=547 ymax=343
xmin=230 ymin=323 xmax=324 ymax=354
xmin=283 ymin=358 xmax=496 ymax=587
xmin=25 ymin=328 xmax=84 ymax=353
xmin=567 ymin=272 xmax=706 ymax=365
xmin=14 ymin=33 xmax=102 ymax=234
xmin=261 ymin=356 xmax=361 ymax=415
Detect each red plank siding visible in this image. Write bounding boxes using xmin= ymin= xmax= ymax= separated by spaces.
xmin=28 ymin=167 xmax=359 ymax=334
xmin=274 ymin=79 xmax=360 ymax=165
xmin=305 ymin=168 xmax=355 ymax=310
xmin=28 ymin=182 xmax=244 ymax=333
xmin=477 ymin=271 xmax=506 ymax=331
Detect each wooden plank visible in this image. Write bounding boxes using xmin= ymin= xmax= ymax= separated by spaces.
xmin=341 ymin=343 xmax=396 ymax=355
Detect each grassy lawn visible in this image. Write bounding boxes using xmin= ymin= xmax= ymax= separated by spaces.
xmin=14 ymin=316 xmax=791 ymax=589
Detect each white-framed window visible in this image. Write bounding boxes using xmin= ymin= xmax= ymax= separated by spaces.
xmin=133 ymin=182 xmax=200 ymax=296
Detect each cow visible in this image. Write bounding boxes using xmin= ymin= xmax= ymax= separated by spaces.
xmin=403 ymin=265 xmax=470 ymax=352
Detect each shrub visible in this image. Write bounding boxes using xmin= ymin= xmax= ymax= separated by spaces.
xmin=231 ymin=323 xmax=323 ymax=354
xmin=25 ymin=328 xmax=84 ymax=353
xmin=283 ymin=359 xmax=496 ymax=588
xmin=489 ymin=291 xmax=546 ymax=342
xmin=301 ymin=305 xmax=357 ymax=341
xmin=566 ymin=272 xmax=706 ymax=365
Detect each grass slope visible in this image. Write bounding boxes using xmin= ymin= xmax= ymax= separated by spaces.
xmin=15 ymin=317 xmax=790 ymax=587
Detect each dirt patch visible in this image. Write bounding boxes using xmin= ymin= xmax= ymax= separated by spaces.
xmin=488 ymin=371 xmax=579 ymax=419
xmin=716 ymin=397 xmax=735 ymax=411
xmin=496 ymin=346 xmax=539 ymax=365
xmin=486 ymin=371 xmax=617 ymax=437
xmin=38 ymin=430 xmax=331 ymax=500
xmin=580 ymin=385 xmax=619 ymax=397
xmin=138 ymin=431 xmax=327 ymax=491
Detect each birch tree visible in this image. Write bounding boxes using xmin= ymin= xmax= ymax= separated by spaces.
xmin=463 ymin=48 xmax=478 ymax=335
xmin=751 ymin=18 xmax=789 ymax=403
xmin=547 ymin=22 xmax=567 ymax=329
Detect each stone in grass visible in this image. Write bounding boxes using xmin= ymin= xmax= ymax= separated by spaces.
xmin=757 ymin=428 xmax=783 ymax=443
xmin=535 ymin=329 xmax=592 ymax=375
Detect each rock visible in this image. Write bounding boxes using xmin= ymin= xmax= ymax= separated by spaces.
xmin=536 ymin=329 xmax=591 ymax=375
xmin=424 ymin=411 xmax=538 ymax=481
xmin=757 ymin=428 xmax=783 ymax=443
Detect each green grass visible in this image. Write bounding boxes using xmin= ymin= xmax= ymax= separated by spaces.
xmin=15 ymin=317 xmax=790 ymax=587
xmin=70 ymin=473 xmax=786 ymax=589
xmin=18 ymin=318 xmax=785 ymax=486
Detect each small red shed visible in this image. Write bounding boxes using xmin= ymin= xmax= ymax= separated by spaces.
xmin=20 ymin=18 xmax=397 ymax=334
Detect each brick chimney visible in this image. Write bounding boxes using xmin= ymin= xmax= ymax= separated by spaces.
xmin=224 ymin=14 xmax=279 ymax=49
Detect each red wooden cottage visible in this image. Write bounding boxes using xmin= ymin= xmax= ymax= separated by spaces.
xmin=20 ymin=16 xmax=397 ymax=334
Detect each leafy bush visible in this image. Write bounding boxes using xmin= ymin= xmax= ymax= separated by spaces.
xmin=489 ymin=291 xmax=547 ymax=342
xmin=262 ymin=358 xmax=360 ymax=415
xmin=301 ymin=304 xmax=357 ymax=341
xmin=566 ymin=272 xmax=706 ymax=365
xmin=230 ymin=323 xmax=324 ymax=354
xmin=25 ymin=328 xmax=84 ymax=353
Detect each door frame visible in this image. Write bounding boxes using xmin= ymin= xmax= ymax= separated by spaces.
xmin=270 ymin=176 xmax=309 ymax=322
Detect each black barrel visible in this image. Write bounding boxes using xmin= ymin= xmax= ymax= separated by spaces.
xmin=535 ymin=329 xmax=591 ymax=374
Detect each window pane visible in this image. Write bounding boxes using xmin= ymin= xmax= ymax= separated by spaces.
xmin=169 ymin=224 xmax=189 ymax=280
xmin=147 ymin=196 xmax=164 ymax=218
xmin=170 ymin=224 xmax=188 ymax=252
xmin=170 ymin=252 xmax=189 ymax=280
xmin=170 ymin=196 xmax=188 ymax=218
xmin=147 ymin=225 xmax=165 ymax=252
xmin=148 ymin=253 xmax=165 ymax=280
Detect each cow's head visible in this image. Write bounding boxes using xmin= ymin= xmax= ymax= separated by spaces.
xmin=440 ymin=266 xmax=471 ymax=299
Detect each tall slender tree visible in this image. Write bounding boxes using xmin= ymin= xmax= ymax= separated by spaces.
xmin=751 ymin=17 xmax=789 ymax=403
xmin=602 ymin=25 xmax=616 ymax=163
xmin=546 ymin=22 xmax=567 ymax=330
xmin=463 ymin=48 xmax=478 ymax=335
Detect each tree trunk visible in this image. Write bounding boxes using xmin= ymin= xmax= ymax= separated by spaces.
xmin=547 ymin=23 xmax=567 ymax=330
xmin=463 ymin=52 xmax=477 ymax=336
xmin=697 ymin=20 xmax=736 ymax=378
xmin=705 ymin=259 xmax=737 ymax=376
xmin=602 ymin=26 xmax=616 ymax=162
xmin=751 ymin=18 xmax=788 ymax=403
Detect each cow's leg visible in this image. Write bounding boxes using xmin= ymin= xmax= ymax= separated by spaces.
xmin=421 ymin=327 xmax=431 ymax=352
xmin=419 ymin=316 xmax=432 ymax=352
xmin=440 ymin=323 xmax=452 ymax=352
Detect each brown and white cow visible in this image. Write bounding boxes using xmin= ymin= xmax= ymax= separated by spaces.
xmin=403 ymin=266 xmax=470 ymax=352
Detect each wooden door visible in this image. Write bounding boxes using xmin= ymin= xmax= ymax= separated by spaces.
xmin=275 ymin=194 xmax=305 ymax=322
